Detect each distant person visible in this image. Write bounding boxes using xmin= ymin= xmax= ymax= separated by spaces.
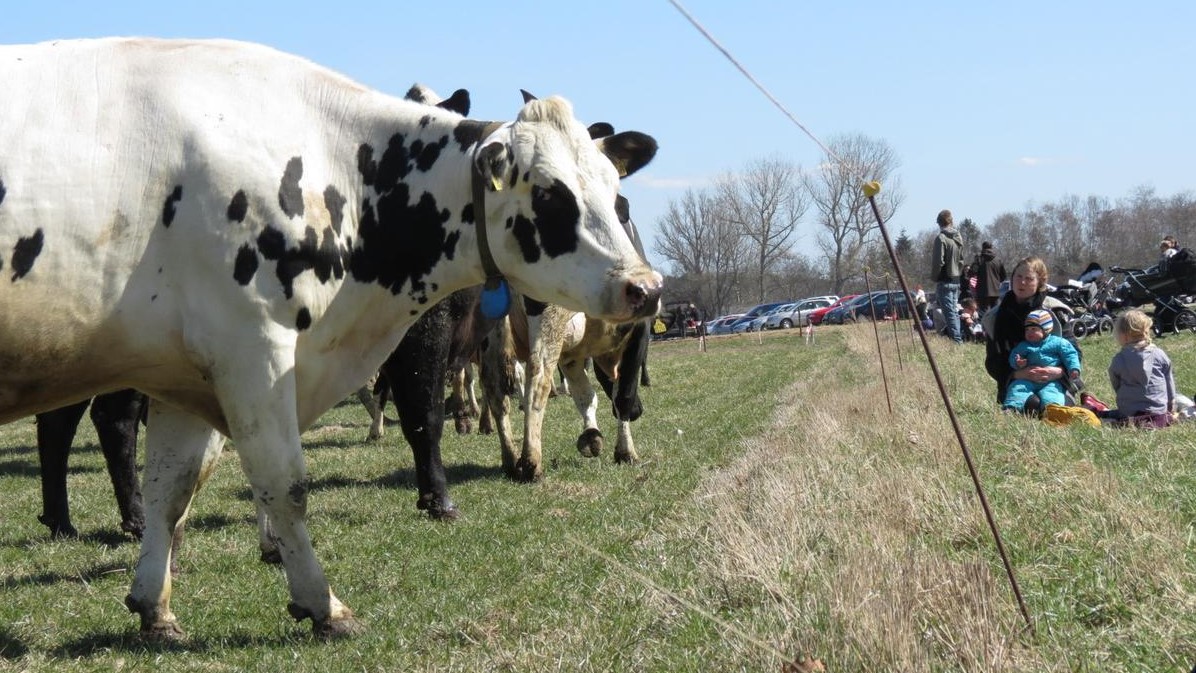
xmin=1155 ymin=235 xmax=1181 ymax=330
xmin=1087 ymin=309 xmax=1176 ymax=428
xmin=1003 ymin=309 xmax=1083 ymax=415
xmin=959 ymin=297 xmax=983 ymax=340
xmin=982 ymin=256 xmax=1073 ymax=406
xmin=973 ymin=241 xmax=1007 ymax=312
xmin=928 ymin=209 xmax=964 ymax=343
xmin=913 ymin=284 xmax=929 ymax=325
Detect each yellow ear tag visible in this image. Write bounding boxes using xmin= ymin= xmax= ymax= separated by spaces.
xmin=490 ymin=176 xmax=504 ymax=192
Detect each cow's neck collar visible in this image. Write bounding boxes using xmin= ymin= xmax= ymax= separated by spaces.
xmin=471 ymin=122 xmax=511 ymax=319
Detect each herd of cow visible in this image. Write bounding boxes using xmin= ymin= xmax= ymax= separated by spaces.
xmin=0 ymin=38 xmax=663 ymax=640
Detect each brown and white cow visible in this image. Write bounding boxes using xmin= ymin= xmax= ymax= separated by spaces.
xmin=0 ymin=38 xmax=660 ymax=639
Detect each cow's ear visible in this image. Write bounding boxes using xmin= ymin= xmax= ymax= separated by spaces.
xmin=475 ymin=142 xmax=510 ymax=192
xmin=597 ymin=131 xmax=658 ymax=178
xmin=587 ymin=122 xmax=615 ymax=140
xmin=520 ymin=89 xmax=537 ymax=104
xmin=437 ymin=89 xmax=470 ymax=116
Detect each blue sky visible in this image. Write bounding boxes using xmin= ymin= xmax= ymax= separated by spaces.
xmin=6 ymin=2 xmax=1193 ymax=272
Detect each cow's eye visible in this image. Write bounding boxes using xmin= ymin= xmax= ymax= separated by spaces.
xmin=532 ymin=184 xmax=556 ymax=203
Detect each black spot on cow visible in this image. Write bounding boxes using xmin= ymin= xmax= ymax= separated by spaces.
xmin=451 ymin=120 xmax=490 ymax=152
xmin=295 ymin=307 xmax=312 ymax=331
xmin=511 ymin=215 xmax=540 ymax=264
xmin=233 ymin=244 xmax=259 ymax=285
xmin=357 ymin=144 xmax=377 ymax=187
xmin=350 ymin=183 xmax=459 ymax=304
xmin=256 ymin=225 xmax=345 ymax=299
xmin=532 ymin=180 xmax=581 ymax=258
xmin=227 ymin=190 xmax=248 ymax=222
xmin=162 ymin=185 xmax=183 ymax=227
xmin=414 ymin=135 xmax=448 ymax=172
xmin=419 ymin=114 xmax=432 ymax=129
xmin=372 ymin=131 xmax=444 ymax=191
xmin=460 ymin=203 xmax=474 ymax=224
xmin=522 ymin=171 xmax=531 ymax=183
xmin=324 ymin=186 xmax=346 ymax=234
xmin=11 ymin=229 xmax=44 ymax=281
xmin=0 ymin=177 xmax=6 ymax=206
xmin=278 ymin=157 xmax=304 ymax=218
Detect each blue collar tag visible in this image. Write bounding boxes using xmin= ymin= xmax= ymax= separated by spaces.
xmin=480 ymin=279 xmax=512 ymax=319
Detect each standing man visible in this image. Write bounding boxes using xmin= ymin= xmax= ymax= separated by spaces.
xmin=929 ymin=209 xmax=964 ymax=343
xmin=974 ymin=241 xmax=1007 ymax=312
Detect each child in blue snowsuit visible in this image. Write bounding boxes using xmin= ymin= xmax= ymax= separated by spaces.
xmin=1004 ymin=309 xmax=1083 ymax=413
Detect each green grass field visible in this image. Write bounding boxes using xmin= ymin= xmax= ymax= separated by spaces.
xmin=1 ymin=323 xmax=1194 ymax=672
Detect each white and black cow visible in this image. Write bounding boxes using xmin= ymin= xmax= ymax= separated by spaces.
xmin=0 ymin=38 xmax=660 ymax=640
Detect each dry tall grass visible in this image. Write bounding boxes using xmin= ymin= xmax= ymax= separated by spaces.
xmin=664 ymin=325 xmax=1196 ymax=671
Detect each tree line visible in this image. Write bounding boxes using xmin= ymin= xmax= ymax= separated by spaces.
xmin=653 ymin=136 xmax=1195 ymax=319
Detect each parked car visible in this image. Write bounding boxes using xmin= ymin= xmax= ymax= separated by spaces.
xmin=821 ymin=293 xmax=879 ymax=325
xmin=765 ymin=296 xmax=839 ymax=329
xmin=725 ymin=301 xmax=791 ymax=333
xmin=737 ymin=303 xmax=793 ymax=333
xmin=807 ymin=294 xmax=858 ymax=326
xmin=704 ymin=314 xmax=744 ymax=336
xmin=760 ymin=303 xmax=798 ymax=330
xmin=848 ymin=291 xmax=912 ymax=322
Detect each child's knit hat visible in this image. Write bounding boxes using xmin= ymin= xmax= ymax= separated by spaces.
xmin=1025 ymin=309 xmax=1054 ymax=334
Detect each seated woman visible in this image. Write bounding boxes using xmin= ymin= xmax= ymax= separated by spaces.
xmin=982 ymin=256 xmax=1075 ymax=406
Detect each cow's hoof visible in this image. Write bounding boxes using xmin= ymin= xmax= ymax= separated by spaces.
xmin=576 ymin=428 xmax=604 ymax=458
xmin=453 ymin=417 xmax=469 ymax=435
xmin=312 ymin=615 xmax=364 ymax=640
xmin=613 ymin=452 xmax=638 ymax=465
xmin=416 ymin=494 xmax=460 ymax=521
xmin=126 ymin=595 xmax=185 ymax=643
xmin=39 ymin=515 xmax=78 ymax=539
xmin=260 ymin=548 xmax=283 ymax=565
xmin=121 ymin=518 xmax=145 ymax=540
xmin=139 ymin=620 xmax=186 ymax=644
xmin=512 ymin=458 xmax=543 ymax=483
xmin=289 ymin=603 xmax=364 ymax=640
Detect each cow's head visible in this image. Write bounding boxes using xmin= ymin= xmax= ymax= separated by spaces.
xmin=472 ymin=96 xmax=661 ymax=323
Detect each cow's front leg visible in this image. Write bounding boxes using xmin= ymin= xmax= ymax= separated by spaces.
xmin=518 ymin=322 xmax=566 ymax=482
xmin=560 ymin=358 xmax=603 ymax=458
xmin=219 ymin=353 xmax=359 ymax=639
xmin=126 ymin=402 xmax=224 ymax=641
xmin=479 ymin=318 xmax=519 ymax=477
xmin=613 ymin=419 xmax=638 ymax=464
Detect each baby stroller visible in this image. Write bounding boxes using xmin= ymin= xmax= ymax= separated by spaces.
xmin=1108 ymin=260 xmax=1196 ymax=335
xmin=1046 ymin=268 xmax=1117 ymax=338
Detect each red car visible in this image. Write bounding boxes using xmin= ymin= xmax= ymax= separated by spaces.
xmin=807 ymin=294 xmax=859 ymax=326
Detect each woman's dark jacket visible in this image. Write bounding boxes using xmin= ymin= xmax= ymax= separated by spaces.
xmin=982 ymin=290 xmax=1072 ymax=404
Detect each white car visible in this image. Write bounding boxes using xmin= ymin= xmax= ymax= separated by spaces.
xmin=764 ymin=296 xmax=839 ymax=329
xmin=704 ymin=314 xmax=744 ymax=336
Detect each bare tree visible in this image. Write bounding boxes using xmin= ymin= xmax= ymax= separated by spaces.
xmin=805 ymin=134 xmax=903 ymax=294
xmin=653 ymin=188 xmax=748 ymax=316
xmin=715 ymin=158 xmax=807 ymax=303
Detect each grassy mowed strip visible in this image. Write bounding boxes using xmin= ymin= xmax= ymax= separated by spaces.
xmin=1 ymin=324 xmax=1194 ymax=671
